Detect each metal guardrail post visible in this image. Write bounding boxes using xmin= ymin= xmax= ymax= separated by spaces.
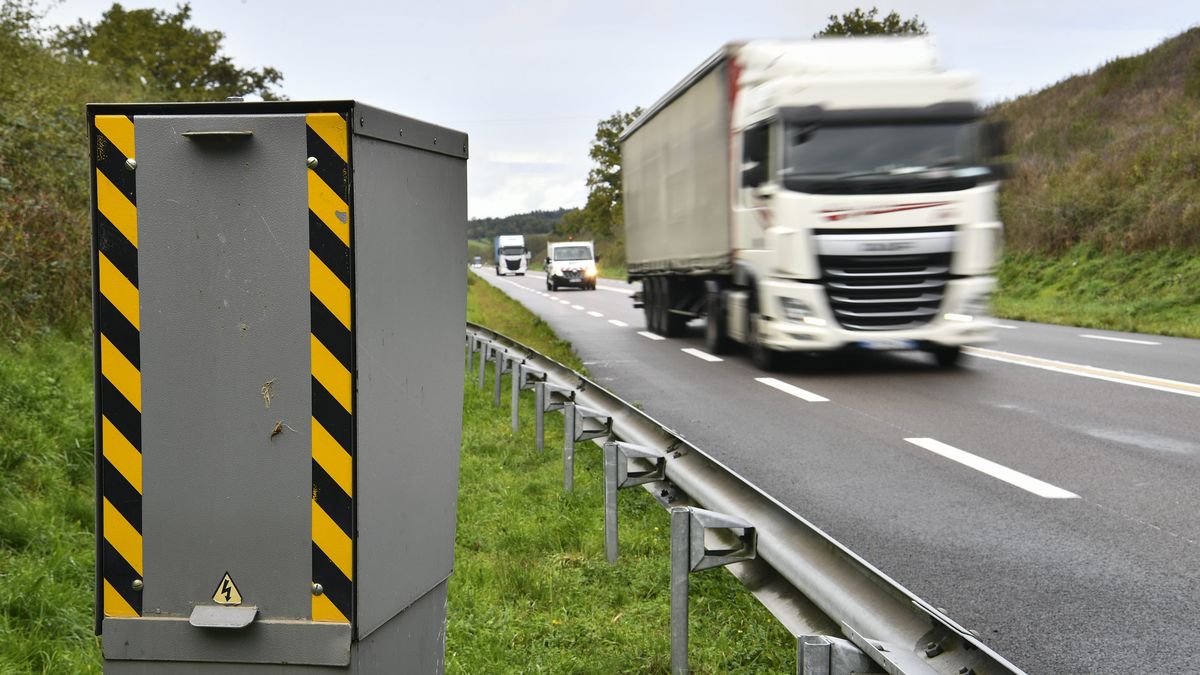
xmin=511 ymin=363 xmax=546 ymax=433
xmin=534 ymin=382 xmax=575 ymax=453
xmin=670 ymin=507 xmax=757 ymax=675
xmin=477 ymin=340 xmax=490 ymax=389
xmin=562 ymin=404 xmax=612 ymax=493
xmin=493 ymin=345 xmax=510 ymax=406
xmin=468 ymin=334 xmax=486 ymax=373
xmin=603 ymin=441 xmax=666 ymax=563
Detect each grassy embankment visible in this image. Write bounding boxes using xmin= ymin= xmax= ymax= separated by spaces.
xmin=449 ymin=273 xmax=792 ymax=672
xmin=0 ymin=275 xmax=791 ymax=673
xmin=989 ymin=28 xmax=1200 ymax=337
xmin=0 ymin=335 xmax=99 ymax=673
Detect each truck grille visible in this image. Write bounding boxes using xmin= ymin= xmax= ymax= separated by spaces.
xmin=819 ymin=252 xmax=951 ymax=331
xmin=505 ymin=259 xmax=521 ymax=271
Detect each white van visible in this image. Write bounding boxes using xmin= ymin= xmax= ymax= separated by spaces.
xmin=545 ymin=241 xmax=597 ymax=291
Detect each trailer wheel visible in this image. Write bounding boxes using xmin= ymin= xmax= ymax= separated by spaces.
xmin=704 ymin=291 xmax=731 ymax=354
xmin=661 ymin=278 xmax=686 ymax=337
xmin=647 ymin=278 xmax=663 ymax=334
xmin=747 ymin=311 xmax=781 ymax=371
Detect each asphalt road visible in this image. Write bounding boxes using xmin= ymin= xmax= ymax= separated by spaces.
xmin=475 ymin=267 xmax=1200 ymax=674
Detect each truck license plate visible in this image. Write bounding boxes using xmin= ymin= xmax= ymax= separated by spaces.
xmin=857 ymin=339 xmax=917 ymax=351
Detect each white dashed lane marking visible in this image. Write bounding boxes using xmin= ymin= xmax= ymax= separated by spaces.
xmin=681 ymin=348 xmax=723 ymax=362
xmin=1080 ymin=334 xmax=1160 ymax=346
xmin=905 ymin=437 xmax=1079 ymax=499
xmin=755 ymin=377 xmax=829 ymax=402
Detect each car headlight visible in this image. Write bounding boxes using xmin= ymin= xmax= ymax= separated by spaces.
xmin=584 ymin=265 xmax=597 ymax=278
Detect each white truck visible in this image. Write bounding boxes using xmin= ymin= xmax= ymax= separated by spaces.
xmin=544 ymin=240 xmax=598 ymax=291
xmin=494 ymin=234 xmax=529 ymax=276
xmin=621 ymin=38 xmax=1005 ymax=369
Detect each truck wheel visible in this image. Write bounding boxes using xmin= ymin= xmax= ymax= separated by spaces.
xmin=646 ymin=278 xmax=660 ymax=333
xmin=930 ymin=346 xmax=962 ymax=368
xmin=704 ymin=292 xmax=730 ymax=353
xmin=747 ymin=311 xmax=781 ymax=371
xmin=643 ymin=278 xmax=657 ymax=332
xmin=661 ymin=278 xmax=686 ymax=337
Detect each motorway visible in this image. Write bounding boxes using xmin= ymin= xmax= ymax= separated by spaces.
xmin=474 ymin=267 xmax=1200 ymax=674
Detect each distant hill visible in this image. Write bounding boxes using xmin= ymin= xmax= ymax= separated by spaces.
xmin=992 ymin=28 xmax=1200 ymax=253
xmin=467 ymin=208 xmax=573 ymax=240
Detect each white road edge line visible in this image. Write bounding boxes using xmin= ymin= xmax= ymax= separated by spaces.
xmin=681 ymin=347 xmax=723 ymax=362
xmin=587 ymin=311 xmax=604 ymax=317
xmin=905 ymin=437 xmax=1078 ymax=499
xmin=755 ymin=377 xmax=829 ymax=402
xmin=571 ymin=304 xmax=585 ymax=310
xmin=993 ymin=324 xmax=1018 ymax=330
xmin=638 ymin=331 xmax=666 ymax=341
xmin=964 ymin=346 xmax=1200 ymax=398
xmin=559 ymin=300 xmax=570 ymax=305
xmin=608 ymin=319 xmax=629 ymax=327
xmin=1079 ymin=334 xmax=1161 ymax=346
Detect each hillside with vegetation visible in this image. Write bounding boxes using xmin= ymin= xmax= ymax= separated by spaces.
xmin=0 ymin=3 xmax=283 ymax=670
xmin=989 ymin=28 xmax=1200 ymax=335
xmin=467 ymin=208 xmax=571 ymax=240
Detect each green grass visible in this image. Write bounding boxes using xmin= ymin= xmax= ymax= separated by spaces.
xmin=467 ymin=273 xmax=584 ymax=372
xmin=994 ymin=244 xmax=1200 ymax=338
xmin=0 ymin=334 xmax=101 ymax=673
xmin=451 ymin=274 xmax=793 ymax=673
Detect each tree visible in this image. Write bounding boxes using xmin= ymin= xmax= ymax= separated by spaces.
xmin=53 ymin=3 xmax=283 ymax=101
xmin=557 ymin=108 xmax=642 ymax=241
xmin=814 ymin=7 xmax=927 ymax=37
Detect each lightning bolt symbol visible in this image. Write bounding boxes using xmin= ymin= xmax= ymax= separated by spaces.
xmin=221 ymin=578 xmax=232 ymax=602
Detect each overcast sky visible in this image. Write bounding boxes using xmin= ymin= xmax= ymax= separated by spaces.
xmin=45 ymin=1 xmax=1200 ymax=218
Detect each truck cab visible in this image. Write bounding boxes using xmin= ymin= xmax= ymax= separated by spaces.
xmin=621 ymin=38 xmax=1004 ymax=370
xmin=545 ymin=241 xmax=598 ymax=291
xmin=494 ymin=234 xmax=529 ymax=276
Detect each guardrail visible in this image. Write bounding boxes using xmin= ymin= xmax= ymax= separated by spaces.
xmin=465 ymin=322 xmax=1026 ymax=675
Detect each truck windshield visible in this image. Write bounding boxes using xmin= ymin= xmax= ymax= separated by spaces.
xmin=553 ymin=246 xmax=592 ymax=261
xmin=783 ymin=121 xmax=981 ymax=179
xmin=500 ymin=247 xmax=525 ymax=255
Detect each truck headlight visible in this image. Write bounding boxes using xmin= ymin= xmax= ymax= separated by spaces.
xmin=584 ymin=265 xmax=597 ymax=278
xmin=779 ymin=298 xmax=812 ymax=322
xmin=944 ymin=292 xmax=992 ymax=322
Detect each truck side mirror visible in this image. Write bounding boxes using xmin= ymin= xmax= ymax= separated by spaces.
xmin=983 ymin=120 xmax=1009 ymax=158
xmin=594 ymin=254 xmax=601 ymax=264
xmin=741 ymin=163 xmax=767 ymax=188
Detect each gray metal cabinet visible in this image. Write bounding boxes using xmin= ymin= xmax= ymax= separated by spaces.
xmin=89 ymin=101 xmax=467 ymax=673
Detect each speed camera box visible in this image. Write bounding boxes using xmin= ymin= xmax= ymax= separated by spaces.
xmin=88 ymin=100 xmax=466 ymax=672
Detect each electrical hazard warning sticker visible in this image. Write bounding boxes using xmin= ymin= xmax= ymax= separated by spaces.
xmin=212 ymin=572 xmax=243 ymax=606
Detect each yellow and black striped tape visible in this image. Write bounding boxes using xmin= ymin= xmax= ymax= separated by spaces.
xmin=93 ymin=115 xmax=143 ymax=618
xmin=306 ymin=113 xmax=354 ymax=624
